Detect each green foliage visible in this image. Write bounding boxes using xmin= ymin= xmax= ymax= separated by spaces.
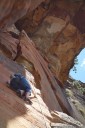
xmin=72 ymin=80 xmax=85 ymax=94
xmin=73 ymin=57 xmax=78 ymax=73
xmin=65 ymin=89 xmax=73 ymax=97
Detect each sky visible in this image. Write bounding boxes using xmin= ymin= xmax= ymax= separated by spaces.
xmin=70 ymin=48 xmax=85 ymax=83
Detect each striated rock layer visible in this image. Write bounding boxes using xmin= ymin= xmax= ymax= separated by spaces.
xmin=0 ymin=29 xmax=85 ymax=125
xmin=15 ymin=0 xmax=85 ymax=83
xmin=0 ymin=0 xmax=85 ymax=83
xmin=0 ymin=0 xmax=45 ymax=29
xmin=0 ymin=30 xmax=73 ymax=115
xmin=0 ymin=53 xmax=84 ymax=128
xmin=0 ymin=55 xmax=51 ymax=128
xmin=31 ymin=16 xmax=85 ymax=83
xmin=0 ymin=0 xmax=85 ymax=127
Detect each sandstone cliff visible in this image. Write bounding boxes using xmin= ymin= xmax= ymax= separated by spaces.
xmin=0 ymin=0 xmax=85 ymax=128
xmin=15 ymin=0 xmax=85 ymax=83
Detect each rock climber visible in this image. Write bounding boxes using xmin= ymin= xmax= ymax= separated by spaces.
xmin=7 ymin=73 xmax=33 ymax=104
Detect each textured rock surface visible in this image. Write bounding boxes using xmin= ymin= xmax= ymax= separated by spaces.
xmin=15 ymin=0 xmax=85 ymax=83
xmin=19 ymin=31 xmax=75 ymax=114
xmin=31 ymin=16 xmax=85 ymax=83
xmin=0 ymin=55 xmax=51 ymax=128
xmin=51 ymin=111 xmax=84 ymax=128
xmin=15 ymin=0 xmax=84 ymax=34
xmin=0 ymin=54 xmax=84 ymax=128
xmin=0 ymin=0 xmax=85 ymax=127
xmin=0 ymin=0 xmax=85 ymax=83
xmin=0 ymin=31 xmax=19 ymax=59
xmin=65 ymin=77 xmax=85 ymax=125
xmin=15 ymin=0 xmax=53 ymax=35
xmin=0 ymin=30 xmax=74 ymax=115
xmin=0 ymin=0 xmax=44 ymax=29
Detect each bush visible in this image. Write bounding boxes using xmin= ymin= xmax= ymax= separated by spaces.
xmin=72 ymin=80 xmax=85 ymax=94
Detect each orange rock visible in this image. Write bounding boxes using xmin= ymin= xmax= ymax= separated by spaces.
xmin=0 ymin=0 xmax=44 ymax=29
xmin=18 ymin=30 xmax=74 ymax=115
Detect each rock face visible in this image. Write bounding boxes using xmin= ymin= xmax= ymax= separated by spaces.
xmin=0 ymin=30 xmax=74 ymax=115
xmin=0 ymin=0 xmax=85 ymax=127
xmin=0 ymin=54 xmax=84 ymax=128
xmin=0 ymin=0 xmax=85 ymax=83
xmin=0 ymin=54 xmax=51 ymax=128
xmin=31 ymin=16 xmax=84 ymax=83
xmin=15 ymin=0 xmax=85 ymax=83
xmin=65 ymin=77 xmax=85 ymax=123
xmin=0 ymin=0 xmax=44 ymax=29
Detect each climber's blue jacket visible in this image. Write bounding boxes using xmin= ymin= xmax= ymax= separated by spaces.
xmin=10 ymin=73 xmax=32 ymax=93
